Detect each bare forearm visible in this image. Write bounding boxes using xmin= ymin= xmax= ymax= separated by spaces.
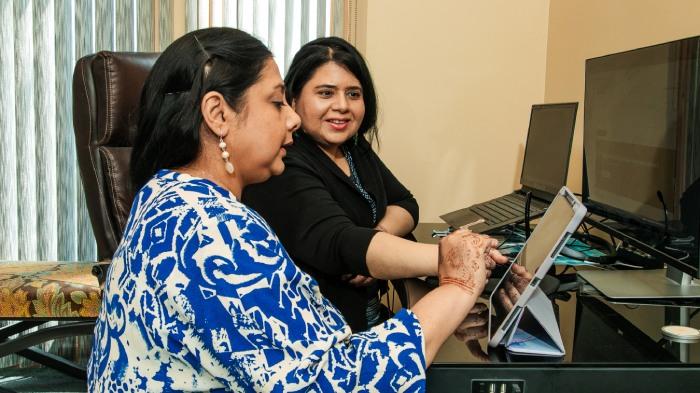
xmin=376 ymin=205 xmax=415 ymax=237
xmin=411 ymin=285 xmax=477 ymax=366
xmin=410 ymin=230 xmax=504 ymax=367
xmin=365 ymin=232 xmax=438 ymax=279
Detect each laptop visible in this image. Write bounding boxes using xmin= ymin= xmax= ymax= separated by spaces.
xmin=440 ymin=102 xmax=578 ymax=233
xmin=488 ymin=186 xmax=587 ymax=355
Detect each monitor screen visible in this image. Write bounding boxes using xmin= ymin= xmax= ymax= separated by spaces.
xmin=520 ymin=103 xmax=578 ymax=196
xmin=584 ymin=36 xmax=700 ymax=227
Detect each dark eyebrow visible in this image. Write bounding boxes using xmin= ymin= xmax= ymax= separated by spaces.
xmin=314 ymin=84 xmax=362 ymax=91
xmin=270 ymin=83 xmax=285 ymax=96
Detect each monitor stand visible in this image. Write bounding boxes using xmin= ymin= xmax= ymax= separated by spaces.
xmin=579 ymin=215 xmax=700 ymax=300
xmin=578 ymin=266 xmax=700 ymax=300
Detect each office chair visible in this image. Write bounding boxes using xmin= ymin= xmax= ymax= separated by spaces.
xmin=0 ymin=51 xmax=158 ymax=380
xmin=72 ymin=51 xmax=159 ymax=284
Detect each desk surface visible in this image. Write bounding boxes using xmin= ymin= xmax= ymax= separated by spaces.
xmin=433 ymin=290 xmax=700 ymax=364
xmin=414 ymin=223 xmax=700 ymax=392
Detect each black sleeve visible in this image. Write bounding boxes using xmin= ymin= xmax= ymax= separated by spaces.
xmin=243 ymin=156 xmax=376 ymax=277
xmin=372 ymin=151 xmax=419 ymax=231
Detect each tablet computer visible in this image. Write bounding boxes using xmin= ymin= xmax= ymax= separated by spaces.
xmin=488 ymin=186 xmax=586 ymax=350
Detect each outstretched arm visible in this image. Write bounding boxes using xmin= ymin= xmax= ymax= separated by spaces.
xmin=411 ymin=230 xmax=506 ymax=365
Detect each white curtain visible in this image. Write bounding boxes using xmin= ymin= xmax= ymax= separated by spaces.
xmin=0 ymin=0 xmax=343 ymax=265
xmin=186 ymin=0 xmax=344 ymax=74
xmin=0 ymin=0 xmax=159 ymax=265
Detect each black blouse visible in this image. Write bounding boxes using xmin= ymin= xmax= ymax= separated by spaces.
xmin=242 ymin=132 xmax=419 ymax=331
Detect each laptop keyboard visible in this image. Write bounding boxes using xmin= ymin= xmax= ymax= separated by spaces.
xmin=471 ymin=193 xmax=547 ymax=225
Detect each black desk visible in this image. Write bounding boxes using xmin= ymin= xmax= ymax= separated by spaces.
xmin=414 ymin=224 xmax=700 ymax=393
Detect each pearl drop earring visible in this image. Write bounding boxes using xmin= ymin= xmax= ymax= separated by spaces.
xmin=219 ymin=136 xmax=235 ymax=174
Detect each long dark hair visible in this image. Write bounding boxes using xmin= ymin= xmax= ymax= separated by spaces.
xmin=130 ymin=27 xmax=272 ymax=191
xmin=284 ymin=36 xmax=378 ymax=145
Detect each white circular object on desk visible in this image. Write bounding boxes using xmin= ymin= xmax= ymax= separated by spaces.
xmin=661 ymin=325 xmax=700 ymax=344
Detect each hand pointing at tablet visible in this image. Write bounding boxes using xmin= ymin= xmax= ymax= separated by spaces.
xmin=438 ymin=229 xmax=509 ymax=295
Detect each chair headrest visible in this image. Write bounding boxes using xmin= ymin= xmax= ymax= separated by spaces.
xmin=74 ymin=51 xmax=160 ymax=148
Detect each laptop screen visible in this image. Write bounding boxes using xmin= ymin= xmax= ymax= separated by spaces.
xmin=520 ymin=103 xmax=578 ymax=196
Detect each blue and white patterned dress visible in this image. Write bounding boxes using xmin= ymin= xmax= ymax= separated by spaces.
xmin=87 ymin=170 xmax=426 ymax=392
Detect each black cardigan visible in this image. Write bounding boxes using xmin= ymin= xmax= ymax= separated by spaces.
xmin=243 ymin=132 xmax=419 ymax=331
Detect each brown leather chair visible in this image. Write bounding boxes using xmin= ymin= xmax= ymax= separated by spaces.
xmin=0 ymin=52 xmax=158 ymax=380
xmin=73 ymin=51 xmax=160 ymax=266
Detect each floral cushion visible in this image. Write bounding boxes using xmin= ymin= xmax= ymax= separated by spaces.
xmin=0 ymin=261 xmax=101 ymax=319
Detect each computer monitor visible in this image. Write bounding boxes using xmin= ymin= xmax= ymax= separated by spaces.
xmin=581 ymin=36 xmax=700 ymax=293
xmin=583 ymin=35 xmax=700 ymax=236
xmin=520 ymin=103 xmax=578 ymax=199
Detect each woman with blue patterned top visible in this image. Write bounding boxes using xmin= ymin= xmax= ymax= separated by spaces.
xmin=88 ymin=28 xmax=507 ymax=392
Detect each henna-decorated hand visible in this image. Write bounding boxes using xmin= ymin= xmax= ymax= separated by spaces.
xmin=438 ymin=229 xmax=504 ymax=295
xmin=485 ymin=247 xmax=509 ymax=278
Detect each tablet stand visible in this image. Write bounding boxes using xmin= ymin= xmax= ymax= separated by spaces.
xmin=502 ymin=287 xmax=565 ymax=356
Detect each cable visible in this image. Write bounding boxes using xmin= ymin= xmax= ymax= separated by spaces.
xmin=656 ymin=190 xmax=670 ymax=247
xmin=690 ymin=308 xmax=700 ymax=321
xmin=581 ymin=221 xmax=591 ymax=236
xmin=663 ymin=245 xmax=690 ymax=261
xmin=524 ymin=191 xmax=533 ymax=239
xmin=570 ymin=230 xmax=615 ymax=254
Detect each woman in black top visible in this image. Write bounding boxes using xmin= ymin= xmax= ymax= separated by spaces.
xmin=244 ymin=37 xmax=500 ymax=332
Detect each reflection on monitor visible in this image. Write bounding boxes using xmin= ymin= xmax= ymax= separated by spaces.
xmin=584 ymin=36 xmax=700 ymax=228
xmin=520 ymin=103 xmax=578 ymax=196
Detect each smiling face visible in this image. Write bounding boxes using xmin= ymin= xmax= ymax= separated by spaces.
xmin=226 ymin=58 xmax=301 ymax=185
xmin=292 ymin=61 xmax=366 ymax=152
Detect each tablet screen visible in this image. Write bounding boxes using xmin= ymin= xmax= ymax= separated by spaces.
xmin=489 ymin=191 xmax=577 ymax=341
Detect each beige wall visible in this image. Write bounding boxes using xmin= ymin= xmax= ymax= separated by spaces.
xmin=545 ymin=0 xmax=700 ymax=194
xmin=362 ymin=0 xmax=551 ymax=222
